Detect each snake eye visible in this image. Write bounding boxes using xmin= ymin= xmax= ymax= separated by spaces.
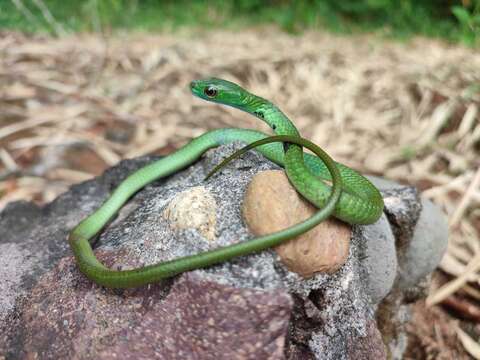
xmin=204 ymin=86 xmax=218 ymax=98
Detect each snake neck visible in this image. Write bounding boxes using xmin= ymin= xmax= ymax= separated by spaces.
xmin=243 ymin=93 xmax=300 ymax=137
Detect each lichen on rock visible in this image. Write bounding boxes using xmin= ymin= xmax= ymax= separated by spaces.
xmin=163 ymin=185 xmax=217 ymax=241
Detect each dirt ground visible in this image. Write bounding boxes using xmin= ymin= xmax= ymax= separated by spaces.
xmin=0 ymin=28 xmax=479 ymax=358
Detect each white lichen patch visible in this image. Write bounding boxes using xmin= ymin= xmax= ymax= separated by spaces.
xmin=163 ymin=186 xmax=217 ymax=241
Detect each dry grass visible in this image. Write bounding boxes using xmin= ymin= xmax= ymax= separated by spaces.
xmin=0 ymin=28 xmax=479 ymax=357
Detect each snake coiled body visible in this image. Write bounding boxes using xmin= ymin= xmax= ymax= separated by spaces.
xmin=69 ymin=78 xmax=384 ymax=288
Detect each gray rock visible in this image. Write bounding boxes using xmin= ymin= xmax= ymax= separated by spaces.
xmin=366 ymin=176 xmax=400 ymax=191
xmin=397 ymin=197 xmax=449 ymax=290
xmin=0 ymin=156 xmax=155 ymax=324
xmin=0 ymin=145 xmax=445 ymax=359
xmin=358 ymin=215 xmax=397 ymax=305
xmin=367 ymin=175 xmax=449 ymax=360
xmin=382 ymin=186 xmax=422 ymax=246
xmin=368 ymin=175 xmax=449 ymax=293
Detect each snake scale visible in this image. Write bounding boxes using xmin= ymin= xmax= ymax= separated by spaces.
xmin=68 ymin=78 xmax=384 ymax=288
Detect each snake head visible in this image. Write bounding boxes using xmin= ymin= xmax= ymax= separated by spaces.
xmin=190 ymin=78 xmax=248 ymax=108
xmin=190 ymin=77 xmax=286 ymax=133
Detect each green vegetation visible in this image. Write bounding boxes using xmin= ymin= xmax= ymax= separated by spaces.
xmin=0 ymin=0 xmax=478 ymax=45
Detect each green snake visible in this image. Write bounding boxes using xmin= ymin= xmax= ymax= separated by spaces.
xmin=69 ymin=78 xmax=384 ymax=288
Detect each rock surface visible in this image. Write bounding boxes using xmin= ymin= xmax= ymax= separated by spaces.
xmin=367 ymin=176 xmax=449 ymax=359
xmin=368 ymin=176 xmax=449 ymax=293
xmin=357 ymin=214 xmax=397 ymax=305
xmin=398 ymin=198 xmax=449 ymax=291
xmin=0 ymin=144 xmax=448 ymax=359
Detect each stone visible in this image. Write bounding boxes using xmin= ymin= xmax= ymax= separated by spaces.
xmin=0 ymin=144 xmax=446 ymax=359
xmin=242 ymin=170 xmax=351 ymax=277
xmin=346 ymin=320 xmax=388 ymax=359
xmin=358 ymin=214 xmax=397 ymax=305
xmin=14 ymin=255 xmax=291 ymax=360
xmin=101 ymin=274 xmax=292 ymax=359
xmin=397 ymin=198 xmax=449 ymax=291
xmin=367 ymin=176 xmax=449 ymax=360
xmin=367 ymin=176 xmax=449 ymax=294
xmin=382 ymin=186 xmax=422 ymax=248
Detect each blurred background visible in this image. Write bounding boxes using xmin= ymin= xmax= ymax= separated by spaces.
xmin=0 ymin=0 xmax=479 ymax=358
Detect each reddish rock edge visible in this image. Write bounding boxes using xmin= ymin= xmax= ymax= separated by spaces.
xmin=16 ymin=251 xmax=293 ymax=360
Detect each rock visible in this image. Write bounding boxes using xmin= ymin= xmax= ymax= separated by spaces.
xmin=382 ymin=186 xmax=422 ymax=248
xmin=369 ymin=177 xmax=448 ymax=290
xmin=367 ymin=176 xmax=449 ymax=360
xmin=0 ymin=144 xmax=446 ymax=359
xmin=242 ymin=170 xmax=351 ymax=277
xmin=396 ymin=198 xmax=448 ymax=291
xmin=0 ymin=242 xmax=31 ymax=322
xmin=101 ymin=274 xmax=292 ymax=359
xmin=0 ymin=155 xmax=156 ymax=327
xmin=358 ymin=214 xmax=397 ymax=305
xmin=288 ymin=289 xmax=387 ymax=360
xmin=368 ymin=176 xmax=449 ymax=295
xmin=346 ymin=320 xmax=388 ymax=359
xmin=16 ymin=256 xmax=291 ymax=360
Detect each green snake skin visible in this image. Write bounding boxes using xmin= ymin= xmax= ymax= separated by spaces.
xmin=68 ymin=78 xmax=384 ymax=288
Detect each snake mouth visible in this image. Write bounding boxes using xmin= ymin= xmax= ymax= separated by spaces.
xmin=190 ymin=80 xmax=204 ymax=98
